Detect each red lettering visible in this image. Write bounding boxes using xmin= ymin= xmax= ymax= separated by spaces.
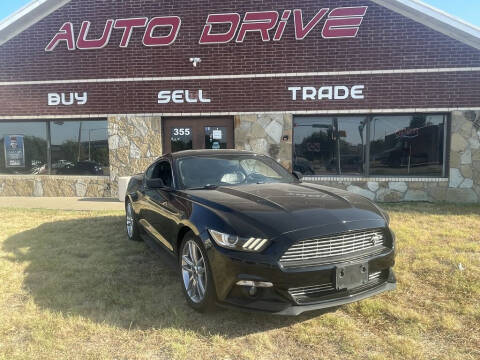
xmin=45 ymin=22 xmax=75 ymax=51
xmin=236 ymin=11 xmax=279 ymax=43
xmin=142 ymin=16 xmax=181 ymax=46
xmin=114 ymin=18 xmax=148 ymax=48
xmin=273 ymin=10 xmax=291 ymax=41
xmin=322 ymin=6 xmax=367 ymax=39
xmin=293 ymin=9 xmax=329 ymax=40
xmin=76 ymin=20 xmax=114 ymax=50
xmin=329 ymin=6 xmax=368 ymax=17
xmin=199 ymin=13 xmax=241 ymax=44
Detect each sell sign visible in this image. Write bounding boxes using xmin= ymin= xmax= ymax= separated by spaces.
xmin=4 ymin=135 xmax=25 ymax=168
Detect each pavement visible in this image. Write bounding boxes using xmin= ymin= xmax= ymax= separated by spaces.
xmin=0 ymin=197 xmax=124 ymax=211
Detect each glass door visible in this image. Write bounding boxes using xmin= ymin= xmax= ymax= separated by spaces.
xmin=204 ymin=126 xmax=227 ymax=150
xmin=163 ymin=118 xmax=234 ymax=153
xmin=170 ymin=127 xmax=193 ymax=153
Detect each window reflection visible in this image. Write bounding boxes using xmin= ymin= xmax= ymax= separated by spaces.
xmin=0 ymin=119 xmax=109 ymax=176
xmin=205 ymin=127 xmax=227 ymax=150
xmin=369 ymin=115 xmax=445 ymax=176
xmin=0 ymin=122 xmax=48 ymax=175
xmin=293 ymin=116 xmax=367 ymax=175
xmin=51 ymin=120 xmax=109 ymax=176
xmin=293 ymin=114 xmax=446 ymax=177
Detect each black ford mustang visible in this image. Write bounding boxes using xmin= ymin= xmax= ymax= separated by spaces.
xmin=125 ymin=150 xmax=396 ymax=315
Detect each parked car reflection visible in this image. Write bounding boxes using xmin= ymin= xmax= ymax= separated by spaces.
xmin=55 ymin=161 xmax=104 ymax=175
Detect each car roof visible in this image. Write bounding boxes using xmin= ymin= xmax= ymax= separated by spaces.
xmin=168 ymin=149 xmax=257 ymax=159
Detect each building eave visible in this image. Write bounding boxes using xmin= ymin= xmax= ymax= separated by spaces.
xmin=0 ymin=0 xmax=479 ymax=50
xmin=371 ymin=0 xmax=480 ymax=50
xmin=0 ymin=0 xmax=71 ymax=47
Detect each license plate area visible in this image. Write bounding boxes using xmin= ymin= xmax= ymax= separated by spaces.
xmin=336 ymin=262 xmax=369 ymax=290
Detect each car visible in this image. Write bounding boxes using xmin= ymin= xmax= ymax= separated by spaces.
xmin=55 ymin=160 xmax=104 ymax=175
xmin=125 ymin=150 xmax=396 ymax=315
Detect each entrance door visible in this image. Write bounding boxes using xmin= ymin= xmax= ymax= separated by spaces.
xmin=163 ymin=117 xmax=234 ymax=153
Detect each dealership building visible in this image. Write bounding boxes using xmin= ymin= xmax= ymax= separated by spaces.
xmin=0 ymin=0 xmax=479 ymax=202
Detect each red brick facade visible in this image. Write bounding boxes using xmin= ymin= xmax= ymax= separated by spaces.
xmin=0 ymin=0 xmax=479 ymax=116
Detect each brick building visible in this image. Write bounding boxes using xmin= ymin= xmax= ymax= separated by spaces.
xmin=0 ymin=0 xmax=479 ymax=202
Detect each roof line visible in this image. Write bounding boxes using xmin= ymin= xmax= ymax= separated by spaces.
xmin=0 ymin=0 xmax=71 ymax=47
xmin=0 ymin=0 xmax=479 ymax=49
xmin=371 ymin=0 xmax=480 ymax=50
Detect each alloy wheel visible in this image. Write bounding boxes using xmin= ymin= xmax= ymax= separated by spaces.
xmin=181 ymin=240 xmax=207 ymax=303
xmin=126 ymin=203 xmax=134 ymax=238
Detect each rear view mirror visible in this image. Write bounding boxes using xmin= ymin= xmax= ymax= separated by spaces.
xmin=146 ymin=178 xmax=166 ymax=189
xmin=292 ymin=171 xmax=303 ymax=181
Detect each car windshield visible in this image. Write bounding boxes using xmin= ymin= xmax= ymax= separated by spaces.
xmin=176 ymin=154 xmax=296 ymax=189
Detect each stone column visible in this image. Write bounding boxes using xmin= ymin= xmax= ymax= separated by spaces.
xmin=446 ymin=111 xmax=480 ymax=203
xmin=108 ymin=115 xmax=163 ymax=197
xmin=234 ymin=114 xmax=293 ymax=170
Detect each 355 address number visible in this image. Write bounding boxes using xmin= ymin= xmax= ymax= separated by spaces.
xmin=172 ymin=128 xmax=191 ymax=136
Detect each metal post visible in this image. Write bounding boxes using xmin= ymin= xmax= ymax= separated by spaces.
xmin=46 ymin=121 xmax=51 ymax=175
xmin=77 ymin=121 xmax=82 ymax=162
xmin=88 ymin=130 xmax=91 ymax=161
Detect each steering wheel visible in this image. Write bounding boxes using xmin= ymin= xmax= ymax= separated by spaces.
xmin=245 ymin=173 xmax=267 ymax=183
xmin=220 ymin=171 xmax=246 ymax=185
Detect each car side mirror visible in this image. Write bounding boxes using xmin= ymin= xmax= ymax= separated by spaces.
xmin=292 ymin=171 xmax=303 ymax=181
xmin=146 ymin=178 xmax=167 ymax=189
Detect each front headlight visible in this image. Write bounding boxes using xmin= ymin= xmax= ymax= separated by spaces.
xmin=208 ymin=229 xmax=269 ymax=252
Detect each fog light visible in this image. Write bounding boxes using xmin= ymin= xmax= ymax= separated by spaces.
xmin=236 ymin=280 xmax=273 ymax=288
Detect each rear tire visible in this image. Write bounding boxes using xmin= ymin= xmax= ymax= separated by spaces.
xmin=179 ymin=232 xmax=216 ymax=312
xmin=126 ymin=200 xmax=142 ymax=242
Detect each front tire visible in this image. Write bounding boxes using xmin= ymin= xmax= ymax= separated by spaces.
xmin=126 ymin=200 xmax=142 ymax=242
xmin=179 ymin=232 xmax=216 ymax=312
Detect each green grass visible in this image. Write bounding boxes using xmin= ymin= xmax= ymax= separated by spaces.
xmin=0 ymin=204 xmax=479 ymax=360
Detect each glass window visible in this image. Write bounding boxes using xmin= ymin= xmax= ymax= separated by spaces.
xmin=293 ymin=117 xmax=336 ymax=175
xmin=240 ymin=158 xmax=283 ymax=179
xmin=170 ymin=127 xmax=192 ymax=153
xmin=151 ymin=161 xmax=173 ymax=187
xmin=50 ymin=120 xmax=109 ymax=176
xmin=177 ymin=154 xmax=295 ymax=189
xmin=337 ymin=117 xmax=367 ymax=175
xmin=205 ymin=127 xmax=227 ymax=150
xmin=293 ymin=116 xmax=367 ymax=175
xmin=369 ymin=114 xmax=445 ymax=176
xmin=293 ymin=114 xmax=447 ymax=178
xmin=0 ymin=121 xmax=48 ymax=175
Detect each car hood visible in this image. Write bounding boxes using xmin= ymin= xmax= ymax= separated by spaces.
xmin=182 ymin=182 xmax=386 ymax=239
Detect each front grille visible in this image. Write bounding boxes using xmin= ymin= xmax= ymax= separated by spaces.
xmin=288 ymin=283 xmax=335 ymax=298
xmin=288 ymin=270 xmax=388 ymax=304
xmin=280 ymin=229 xmax=386 ymax=265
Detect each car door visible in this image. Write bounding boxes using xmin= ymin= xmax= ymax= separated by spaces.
xmin=143 ymin=159 xmax=181 ymax=252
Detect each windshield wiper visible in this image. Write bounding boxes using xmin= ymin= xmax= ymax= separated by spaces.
xmin=186 ymin=184 xmax=219 ymax=190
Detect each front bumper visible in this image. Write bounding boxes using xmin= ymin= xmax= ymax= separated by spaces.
xmin=206 ymin=240 xmax=396 ymax=315
xmin=273 ymin=280 xmax=396 ymax=316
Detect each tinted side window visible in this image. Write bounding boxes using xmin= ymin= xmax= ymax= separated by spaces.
xmin=146 ymin=164 xmax=155 ymax=179
xmin=152 ymin=161 xmax=173 ymax=187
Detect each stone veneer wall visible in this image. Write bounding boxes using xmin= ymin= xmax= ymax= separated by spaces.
xmin=108 ymin=115 xmax=163 ymax=197
xmin=1 ymin=111 xmax=478 ymax=202
xmin=0 ymin=175 xmax=111 ymax=197
xmin=304 ymin=110 xmax=480 ymax=204
xmin=234 ymin=114 xmax=293 ymax=170
xmin=0 ymin=115 xmax=163 ymax=198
